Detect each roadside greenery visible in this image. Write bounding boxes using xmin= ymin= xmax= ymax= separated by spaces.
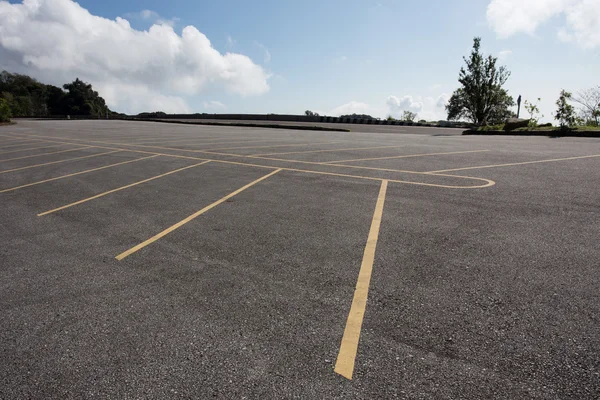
xmin=401 ymin=110 xmax=417 ymax=122
xmin=0 ymin=71 xmax=110 ymax=117
xmin=0 ymin=98 xmax=11 ymax=122
xmin=524 ymin=98 xmax=542 ymax=128
xmin=446 ymin=37 xmax=514 ymax=126
xmin=555 ymin=90 xmax=577 ymax=130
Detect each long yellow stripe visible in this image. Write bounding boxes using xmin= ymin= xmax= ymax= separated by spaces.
xmin=116 ymin=168 xmax=281 ymax=260
xmin=0 ymin=139 xmax=44 ymax=149
xmin=425 ymin=153 xmax=600 ymax=173
xmin=334 ymin=180 xmax=388 ymax=380
xmin=0 ymin=143 xmax=65 ymax=155
xmin=38 ymin=161 xmax=210 ymax=216
xmin=0 ymin=146 xmax=93 ymax=163
xmin=3 ymin=133 xmax=495 ymax=188
xmin=0 ymin=155 xmax=158 ymax=193
xmin=0 ymin=150 xmax=121 ymax=174
xmin=325 ymin=149 xmax=490 ymax=164
xmin=203 ymin=141 xmax=344 ymax=152
xmin=251 ymin=145 xmax=405 ymax=157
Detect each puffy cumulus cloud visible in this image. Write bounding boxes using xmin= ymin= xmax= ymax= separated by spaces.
xmin=436 ymin=93 xmax=450 ymax=109
xmin=203 ymin=100 xmax=226 ymax=110
xmin=330 ymin=101 xmax=378 ymax=116
xmin=487 ymin=0 xmax=600 ymax=49
xmin=386 ymin=95 xmax=423 ymax=118
xmin=0 ymin=0 xmax=270 ymax=113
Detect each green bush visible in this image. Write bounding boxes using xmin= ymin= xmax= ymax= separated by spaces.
xmin=0 ymin=98 xmax=11 ymax=122
xmin=477 ymin=124 xmax=504 ymax=131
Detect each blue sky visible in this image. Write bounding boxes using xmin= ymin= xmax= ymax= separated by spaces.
xmin=1 ymin=0 xmax=598 ymax=121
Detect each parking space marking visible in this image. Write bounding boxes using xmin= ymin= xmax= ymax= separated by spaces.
xmin=0 ymin=150 xmax=122 ymax=174
xmin=0 ymin=143 xmax=66 ymax=156
xmin=38 ymin=161 xmax=211 ymax=216
xmin=251 ymin=145 xmax=405 ymax=157
xmin=203 ymin=141 xmax=345 ymax=152
xmin=0 ymin=139 xmax=45 ymax=149
xmin=129 ymin=135 xmax=267 ymax=145
xmin=116 ymin=168 xmax=282 ymax=260
xmin=334 ymin=180 xmax=388 ymax=380
xmin=0 ymin=155 xmax=159 ymax=193
xmin=324 ymin=149 xmax=490 ymax=164
xmin=2 ymin=133 xmax=495 ymax=188
xmin=425 ymin=153 xmax=600 ymax=173
xmin=0 ymin=146 xmax=94 ymax=163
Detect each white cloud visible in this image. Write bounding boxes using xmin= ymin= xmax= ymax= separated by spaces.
xmin=203 ymin=100 xmax=226 ymax=110
xmin=386 ymin=95 xmax=423 ymax=117
xmin=487 ymin=0 xmax=600 ymax=49
xmin=0 ymin=0 xmax=270 ymax=114
xmin=435 ymin=93 xmax=450 ymax=109
xmin=226 ymin=35 xmax=236 ymax=48
xmin=254 ymin=41 xmax=271 ymax=63
xmin=330 ymin=101 xmax=378 ymax=116
xmin=498 ymin=49 xmax=512 ymax=60
xmin=335 ymin=55 xmax=348 ymax=63
xmin=123 ymin=9 xmax=179 ymax=27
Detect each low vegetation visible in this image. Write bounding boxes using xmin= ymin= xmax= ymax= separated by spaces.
xmin=0 ymin=71 xmax=111 ymax=117
xmin=0 ymin=98 xmax=11 ymax=122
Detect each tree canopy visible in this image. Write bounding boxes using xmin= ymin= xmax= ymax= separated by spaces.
xmin=0 ymin=71 xmax=111 ymax=117
xmin=446 ymin=38 xmax=514 ymax=126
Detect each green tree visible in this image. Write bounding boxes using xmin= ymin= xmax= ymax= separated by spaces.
xmin=305 ymin=110 xmax=319 ymax=117
xmin=524 ymin=98 xmax=543 ymax=127
xmin=555 ymin=90 xmax=576 ymax=130
xmin=0 ymin=98 xmax=11 ymax=122
xmin=573 ymin=86 xmax=600 ymax=126
xmin=446 ymin=37 xmax=514 ymax=125
xmin=401 ymin=110 xmax=417 ymax=122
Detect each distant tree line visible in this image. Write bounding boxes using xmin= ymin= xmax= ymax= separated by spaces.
xmin=0 ymin=71 xmax=111 ymax=117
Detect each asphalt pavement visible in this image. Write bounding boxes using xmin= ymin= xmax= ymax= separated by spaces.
xmin=1 ymin=120 xmax=599 ymax=399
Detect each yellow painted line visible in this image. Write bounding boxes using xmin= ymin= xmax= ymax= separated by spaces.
xmin=204 ymin=140 xmax=345 ymax=152
xmin=38 ymin=161 xmax=210 ymax=216
xmin=4 ymin=133 xmax=495 ymax=188
xmin=425 ymin=154 xmax=600 ymax=173
xmin=116 ymin=168 xmax=281 ymax=260
xmin=0 ymin=139 xmax=45 ymax=148
xmin=251 ymin=145 xmax=405 ymax=157
xmin=0 ymin=146 xmax=94 ymax=163
xmin=130 ymin=135 xmax=263 ymax=145
xmin=0 ymin=150 xmax=121 ymax=174
xmin=325 ymin=149 xmax=490 ymax=164
xmin=0 ymin=143 xmax=66 ymax=156
xmin=334 ymin=180 xmax=388 ymax=380
xmin=0 ymin=155 xmax=159 ymax=193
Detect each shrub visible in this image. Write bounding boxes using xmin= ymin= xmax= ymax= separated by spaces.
xmin=401 ymin=110 xmax=417 ymax=122
xmin=555 ymin=90 xmax=576 ymax=130
xmin=0 ymin=98 xmax=11 ymax=122
xmin=524 ymin=98 xmax=543 ymax=127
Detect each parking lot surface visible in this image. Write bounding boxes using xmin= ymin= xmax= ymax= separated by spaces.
xmin=1 ymin=120 xmax=599 ymax=398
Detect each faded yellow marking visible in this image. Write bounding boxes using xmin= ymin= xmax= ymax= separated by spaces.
xmin=335 ymin=180 xmax=388 ymax=380
xmin=3 ymin=133 xmax=495 ymax=189
xmin=0 ymin=146 xmax=93 ymax=163
xmin=0 ymin=143 xmax=66 ymax=156
xmin=325 ymin=149 xmax=490 ymax=164
xmin=426 ymin=154 xmax=600 ymax=173
xmin=204 ymin=141 xmax=345 ymax=152
xmin=251 ymin=145 xmax=405 ymax=157
xmin=0 ymin=155 xmax=158 ymax=193
xmin=0 ymin=139 xmax=45 ymax=149
xmin=0 ymin=150 xmax=121 ymax=174
xmin=115 ymin=168 xmax=281 ymax=260
xmin=38 ymin=161 xmax=210 ymax=216
xmin=130 ymin=135 xmax=266 ymax=145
